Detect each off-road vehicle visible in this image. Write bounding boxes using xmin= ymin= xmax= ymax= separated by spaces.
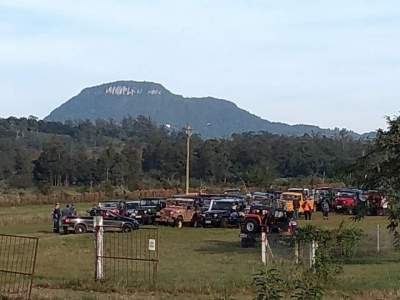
xmin=156 ymin=198 xmax=201 ymax=228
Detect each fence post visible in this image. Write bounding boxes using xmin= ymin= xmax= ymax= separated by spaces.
xmin=261 ymin=231 xmax=266 ymax=265
xmin=310 ymin=240 xmax=317 ymax=269
xmin=295 ymin=240 xmax=299 ymax=264
xmin=377 ymin=224 xmax=380 ymax=254
xmin=94 ymin=216 xmax=104 ymax=280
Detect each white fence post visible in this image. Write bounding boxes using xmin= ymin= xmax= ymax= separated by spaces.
xmin=94 ymin=216 xmax=104 ymax=280
xmin=261 ymin=231 xmax=266 ymax=265
xmin=377 ymin=224 xmax=380 ymax=254
xmin=295 ymin=241 xmax=299 ymax=264
xmin=310 ymin=240 xmax=317 ymax=269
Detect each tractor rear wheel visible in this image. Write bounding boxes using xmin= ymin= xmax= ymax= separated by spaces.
xmin=244 ymin=219 xmax=259 ymax=234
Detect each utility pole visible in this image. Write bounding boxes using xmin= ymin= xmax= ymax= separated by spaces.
xmin=185 ymin=124 xmax=193 ymax=195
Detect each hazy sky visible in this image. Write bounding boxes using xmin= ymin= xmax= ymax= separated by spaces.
xmin=1 ymin=0 xmax=399 ymax=133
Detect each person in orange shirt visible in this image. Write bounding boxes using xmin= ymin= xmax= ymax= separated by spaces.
xmin=303 ymin=199 xmax=313 ymax=220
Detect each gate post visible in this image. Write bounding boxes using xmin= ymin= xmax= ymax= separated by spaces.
xmin=94 ymin=216 xmax=104 ymax=280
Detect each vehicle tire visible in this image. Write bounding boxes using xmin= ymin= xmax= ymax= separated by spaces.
xmin=240 ymin=238 xmax=248 ymax=248
xmin=122 ymin=224 xmax=134 ymax=233
xmin=74 ymin=224 xmax=87 ymax=234
xmin=175 ymin=217 xmax=183 ymax=229
xmin=241 ymin=236 xmax=256 ymax=248
xmin=244 ymin=219 xmax=259 ymax=234
xmin=62 ymin=226 xmax=69 ymax=235
xmin=220 ymin=218 xmax=227 ymax=228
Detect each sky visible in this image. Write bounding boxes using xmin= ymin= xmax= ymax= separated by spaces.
xmin=0 ymin=0 xmax=399 ymax=133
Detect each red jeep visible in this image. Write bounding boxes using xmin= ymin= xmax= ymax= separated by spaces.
xmin=333 ymin=190 xmax=358 ymax=214
xmin=240 ymin=204 xmax=290 ymax=247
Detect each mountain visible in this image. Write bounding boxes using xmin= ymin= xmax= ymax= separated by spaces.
xmin=46 ymin=81 xmax=368 ymax=139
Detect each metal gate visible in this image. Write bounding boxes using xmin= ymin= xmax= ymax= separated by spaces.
xmin=95 ymin=227 xmax=159 ymax=286
xmin=0 ymin=234 xmax=39 ymax=300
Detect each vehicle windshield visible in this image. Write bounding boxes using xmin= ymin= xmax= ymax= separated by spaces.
xmin=281 ymin=194 xmax=301 ymax=201
xmin=211 ymin=201 xmax=235 ymax=210
xmin=106 ymin=211 xmax=120 ymax=218
xmin=101 ymin=202 xmax=118 ymax=208
xmin=126 ymin=203 xmax=139 ymax=209
xmin=166 ymin=200 xmax=194 ymax=207
xmin=337 ymin=192 xmax=355 ymax=198
xmin=202 ymin=199 xmax=212 ymax=207
xmin=140 ymin=199 xmax=161 ymax=206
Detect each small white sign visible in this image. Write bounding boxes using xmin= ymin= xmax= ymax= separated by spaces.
xmin=149 ymin=239 xmax=156 ymax=251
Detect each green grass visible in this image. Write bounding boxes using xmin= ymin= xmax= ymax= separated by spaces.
xmin=0 ymin=203 xmax=399 ymax=299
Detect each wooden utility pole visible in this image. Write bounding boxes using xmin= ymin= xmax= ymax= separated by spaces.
xmin=185 ymin=124 xmax=193 ymax=195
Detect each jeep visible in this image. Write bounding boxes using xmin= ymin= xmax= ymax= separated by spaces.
xmin=156 ymin=198 xmax=201 ymax=228
xmin=202 ymin=198 xmax=246 ymax=228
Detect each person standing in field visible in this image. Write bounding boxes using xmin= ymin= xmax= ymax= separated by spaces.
xmin=303 ymin=198 xmax=313 ymax=220
xmin=293 ymin=196 xmax=300 ymax=219
xmin=61 ymin=204 xmax=71 ymax=218
xmin=52 ymin=203 xmax=61 ymax=233
xmin=321 ymin=199 xmax=329 ymax=220
xmin=381 ymin=196 xmax=388 ymax=216
xmin=70 ymin=203 xmax=76 ymax=216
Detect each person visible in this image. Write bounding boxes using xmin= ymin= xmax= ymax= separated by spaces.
xmin=321 ymin=199 xmax=329 ymax=220
xmin=61 ymin=204 xmax=71 ymax=218
xmin=303 ymin=198 xmax=313 ymax=220
xmin=293 ymin=196 xmax=300 ymax=219
xmin=118 ymin=201 xmax=128 ymax=216
xmin=52 ymin=203 xmax=61 ymax=233
xmin=70 ymin=203 xmax=76 ymax=216
xmin=381 ymin=196 xmax=388 ymax=216
xmin=288 ymin=218 xmax=298 ymax=234
xmin=230 ymin=202 xmax=239 ymax=219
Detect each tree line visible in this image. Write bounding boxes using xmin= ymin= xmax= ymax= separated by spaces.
xmin=0 ymin=116 xmax=369 ymax=192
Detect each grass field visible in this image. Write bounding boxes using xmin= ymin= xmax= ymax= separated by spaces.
xmin=0 ymin=203 xmax=399 ymax=299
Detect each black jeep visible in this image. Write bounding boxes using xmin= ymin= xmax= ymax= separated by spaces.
xmin=127 ymin=198 xmax=166 ymax=225
xmin=202 ymin=198 xmax=246 ymax=228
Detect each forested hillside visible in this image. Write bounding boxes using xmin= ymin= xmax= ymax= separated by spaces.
xmin=0 ymin=116 xmax=369 ymax=192
xmin=45 ymin=81 xmax=371 ymax=139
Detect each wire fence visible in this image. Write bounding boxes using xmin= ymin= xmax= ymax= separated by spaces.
xmin=264 ymin=224 xmax=398 ymax=267
xmin=96 ymin=227 xmax=159 ymax=287
xmin=0 ymin=234 xmax=39 ymax=300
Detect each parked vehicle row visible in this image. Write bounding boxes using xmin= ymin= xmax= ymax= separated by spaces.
xmin=314 ymin=188 xmax=388 ymax=215
xmin=61 ymin=187 xmax=388 ymax=234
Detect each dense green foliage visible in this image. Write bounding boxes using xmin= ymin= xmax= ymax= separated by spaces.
xmin=351 ymin=115 xmax=400 ymax=247
xmin=351 ymin=115 xmax=400 ymax=191
xmin=253 ymin=224 xmax=363 ymax=300
xmin=0 ymin=116 xmax=368 ymax=191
